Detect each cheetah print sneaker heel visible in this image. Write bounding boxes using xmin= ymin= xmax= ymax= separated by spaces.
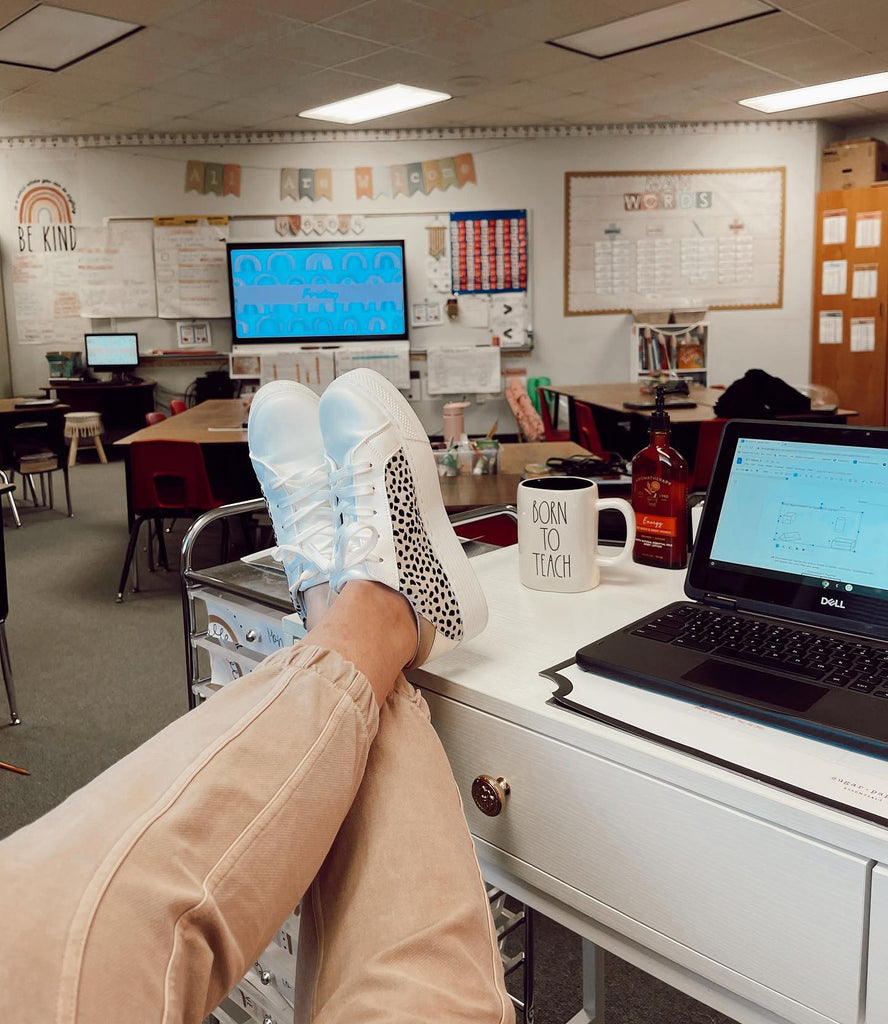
xmin=248 ymin=379 xmax=335 ymax=623
xmin=319 ymin=368 xmax=488 ymax=666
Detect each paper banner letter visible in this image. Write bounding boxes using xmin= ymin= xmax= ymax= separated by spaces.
xmin=204 ymin=163 xmax=224 ymax=196
xmin=315 ymin=168 xmax=332 ymax=201
xmin=302 ymin=214 xmax=315 ymax=233
xmin=275 ymin=216 xmax=290 ymax=236
xmin=422 ymin=160 xmax=442 ymax=193
xmin=455 ymin=153 xmax=476 ymax=187
xmin=390 ymin=164 xmax=409 ymax=197
xmin=223 ymin=164 xmax=241 ymax=197
xmin=281 ymin=168 xmax=299 ymax=200
xmin=355 ymin=166 xmax=373 ymax=199
xmin=289 ymin=215 xmax=301 ymax=234
xmin=299 ymin=168 xmax=316 ymax=200
xmin=338 ymin=213 xmax=351 ymax=233
xmin=372 ymin=165 xmax=391 ymax=197
xmin=438 ymin=157 xmax=457 ymax=190
xmin=185 ymin=160 xmax=205 ymax=194
xmin=406 ymin=162 xmax=424 ymax=196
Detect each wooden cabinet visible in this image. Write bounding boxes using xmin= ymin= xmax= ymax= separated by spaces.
xmin=812 ymin=186 xmax=888 ymax=425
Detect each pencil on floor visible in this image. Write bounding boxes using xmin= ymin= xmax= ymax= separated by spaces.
xmin=0 ymin=760 xmax=29 ymax=776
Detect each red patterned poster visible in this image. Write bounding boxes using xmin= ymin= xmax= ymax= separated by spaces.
xmin=449 ymin=209 xmax=527 ymax=294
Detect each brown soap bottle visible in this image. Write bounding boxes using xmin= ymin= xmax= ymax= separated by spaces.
xmin=631 ymin=385 xmax=688 ymax=569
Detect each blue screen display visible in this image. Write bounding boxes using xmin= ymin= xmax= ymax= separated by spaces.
xmin=228 ymin=241 xmax=407 ymax=342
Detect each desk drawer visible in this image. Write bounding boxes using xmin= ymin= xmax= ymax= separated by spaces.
xmin=425 ymin=691 xmax=868 ymax=1024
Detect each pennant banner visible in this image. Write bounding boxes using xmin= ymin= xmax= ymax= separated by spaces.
xmin=184 ymin=161 xmax=241 ymax=196
xmin=271 ymin=213 xmax=366 ymax=237
xmin=450 ymin=209 xmax=527 ymax=295
xmin=281 ymin=168 xmax=334 ymax=202
xmin=354 ymin=153 xmax=476 ymax=200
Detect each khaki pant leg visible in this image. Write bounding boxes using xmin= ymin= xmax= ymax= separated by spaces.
xmin=0 ymin=644 xmax=377 ymax=1024
xmin=295 ymin=676 xmax=514 ymax=1024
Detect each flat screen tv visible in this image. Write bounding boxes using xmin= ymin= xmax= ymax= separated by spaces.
xmin=227 ymin=240 xmax=408 ymax=344
xmin=83 ymin=332 xmax=139 ymax=382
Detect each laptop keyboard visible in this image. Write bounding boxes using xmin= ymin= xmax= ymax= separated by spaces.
xmin=633 ymin=604 xmax=888 ymax=696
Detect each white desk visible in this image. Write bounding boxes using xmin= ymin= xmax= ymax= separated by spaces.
xmin=185 ymin=535 xmax=888 ymax=1024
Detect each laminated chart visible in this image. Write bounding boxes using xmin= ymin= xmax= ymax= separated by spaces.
xmin=450 ymin=209 xmax=527 ymax=294
xmin=565 ymin=168 xmax=785 ymax=314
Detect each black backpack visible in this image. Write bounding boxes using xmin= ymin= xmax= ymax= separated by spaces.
xmin=714 ymin=369 xmax=810 ymax=419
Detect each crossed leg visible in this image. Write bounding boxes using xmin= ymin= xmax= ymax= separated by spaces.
xmin=0 ymin=582 xmax=511 ymax=1024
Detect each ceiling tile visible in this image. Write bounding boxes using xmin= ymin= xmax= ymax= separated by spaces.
xmin=321 ymin=0 xmax=455 ymax=45
xmin=157 ymin=0 xmax=284 ymax=45
xmin=109 ymin=88 xmax=215 ymax=116
xmin=450 ymin=42 xmax=588 ymax=83
xmin=88 ymin=103 xmax=164 ymax=128
xmin=339 ymin=46 xmax=456 ymax=86
xmin=748 ymin=35 xmax=866 ymax=76
xmin=98 ymin=25 xmax=239 ymax=71
xmin=693 ymin=11 xmax=818 ymax=55
xmin=0 ymin=91 xmax=99 ymax=117
xmin=25 ymin=73 xmax=137 ymax=103
xmin=254 ymin=0 xmax=358 ymax=21
xmin=259 ymin=24 xmax=386 ymax=66
xmin=408 ymin=23 xmax=530 ymax=62
xmin=470 ymin=79 xmax=569 ymax=109
xmin=519 ymin=93 xmax=622 ymax=120
xmin=50 ymin=0 xmax=200 ymax=24
xmin=400 ymin=0 xmax=518 ymax=17
xmin=161 ymin=69 xmax=261 ymax=102
xmin=477 ymin=0 xmax=626 ymax=41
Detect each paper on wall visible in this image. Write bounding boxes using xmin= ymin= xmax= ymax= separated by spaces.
xmin=260 ymin=349 xmax=336 ymax=392
xmin=489 ymin=291 xmax=528 ymax=348
xmin=426 ymin=346 xmax=501 ymax=395
xmin=855 ymin=210 xmax=881 ymax=249
xmin=850 ymin=317 xmax=876 ymax=353
xmin=411 ymin=299 xmax=444 ymax=327
xmin=851 ymin=264 xmax=878 ymax=300
xmin=77 ymin=221 xmax=157 ymax=317
xmin=818 ymin=310 xmax=843 ymax=345
xmin=334 ymin=342 xmax=410 ymax=389
xmin=457 ymin=295 xmax=490 ymax=329
xmin=154 ymin=222 xmax=230 ymax=319
xmin=822 ymin=209 xmax=847 ymax=245
xmin=821 ymin=259 xmax=847 ymax=295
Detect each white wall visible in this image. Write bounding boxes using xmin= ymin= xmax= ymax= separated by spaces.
xmin=0 ymin=121 xmax=820 ymax=436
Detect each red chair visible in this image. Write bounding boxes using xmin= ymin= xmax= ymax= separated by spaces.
xmin=169 ymin=399 xmax=187 ymax=416
xmin=536 ymin=386 xmax=570 ymax=442
xmin=145 ymin=412 xmax=166 ymax=426
xmin=691 ymin=417 xmax=728 ymax=493
xmin=572 ymin=400 xmax=605 ymax=456
xmin=116 ymin=440 xmax=226 ymax=601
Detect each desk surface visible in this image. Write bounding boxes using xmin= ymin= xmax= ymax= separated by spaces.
xmin=0 ymin=398 xmax=69 ymax=416
xmin=116 ymin=399 xmax=247 ymax=445
xmin=549 ymin=381 xmax=858 ymax=422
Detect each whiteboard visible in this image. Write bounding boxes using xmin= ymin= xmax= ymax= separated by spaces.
xmin=565 ymin=167 xmax=785 ymax=315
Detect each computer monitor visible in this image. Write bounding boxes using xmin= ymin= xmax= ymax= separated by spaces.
xmin=83 ymin=333 xmax=139 ymax=382
xmin=226 ymin=240 xmax=408 ymax=344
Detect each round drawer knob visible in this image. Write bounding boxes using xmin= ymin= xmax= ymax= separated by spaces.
xmin=245 ymin=629 xmax=258 ymax=643
xmin=471 ymin=774 xmax=510 ymax=816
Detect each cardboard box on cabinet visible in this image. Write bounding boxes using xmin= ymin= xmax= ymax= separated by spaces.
xmin=821 ymin=137 xmax=888 ymax=190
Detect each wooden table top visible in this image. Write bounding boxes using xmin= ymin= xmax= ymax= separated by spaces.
xmin=547 ymin=382 xmax=724 ymax=422
xmin=115 ymin=400 xmax=248 ymax=445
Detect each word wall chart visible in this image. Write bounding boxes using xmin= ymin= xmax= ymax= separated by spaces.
xmin=565 ymin=168 xmax=785 ymax=314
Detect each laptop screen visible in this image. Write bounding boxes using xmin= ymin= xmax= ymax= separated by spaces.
xmin=686 ymin=420 xmax=888 ymax=638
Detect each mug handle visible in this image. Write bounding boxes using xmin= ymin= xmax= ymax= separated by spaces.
xmin=595 ymin=497 xmax=636 ymax=566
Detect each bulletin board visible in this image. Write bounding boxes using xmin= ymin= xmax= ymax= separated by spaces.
xmin=565 ymin=167 xmax=785 ymax=315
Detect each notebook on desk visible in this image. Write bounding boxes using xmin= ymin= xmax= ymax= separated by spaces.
xmin=573 ymin=418 xmax=888 ymax=755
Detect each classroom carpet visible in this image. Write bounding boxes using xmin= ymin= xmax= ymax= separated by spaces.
xmin=0 ymin=453 xmax=738 ymax=1024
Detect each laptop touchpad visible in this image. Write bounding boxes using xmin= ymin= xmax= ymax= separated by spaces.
xmin=683 ymin=661 xmax=825 ymax=712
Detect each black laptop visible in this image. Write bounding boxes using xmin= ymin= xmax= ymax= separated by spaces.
xmin=574 ymin=418 xmax=888 ymax=755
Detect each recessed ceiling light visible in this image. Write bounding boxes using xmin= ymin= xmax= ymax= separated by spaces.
xmin=299 ymin=84 xmax=451 ymax=125
xmin=739 ymin=72 xmax=888 ymax=113
xmin=550 ymin=0 xmax=776 ymax=59
xmin=0 ymin=4 xmax=141 ymax=72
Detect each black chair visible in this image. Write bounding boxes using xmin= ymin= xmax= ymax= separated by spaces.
xmin=0 ymin=481 xmax=20 ymax=724
xmin=8 ymin=419 xmax=73 ymax=518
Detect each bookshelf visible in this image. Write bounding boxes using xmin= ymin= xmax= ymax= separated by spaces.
xmin=632 ymin=320 xmax=708 ymax=386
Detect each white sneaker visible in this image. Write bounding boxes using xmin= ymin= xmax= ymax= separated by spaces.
xmin=319 ymin=368 xmax=488 ymax=666
xmin=248 ymin=380 xmax=334 ymax=620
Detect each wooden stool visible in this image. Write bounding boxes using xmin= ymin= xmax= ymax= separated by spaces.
xmin=64 ymin=411 xmax=107 ymax=466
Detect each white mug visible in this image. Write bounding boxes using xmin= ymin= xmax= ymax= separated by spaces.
xmin=517 ymin=476 xmax=636 ymax=593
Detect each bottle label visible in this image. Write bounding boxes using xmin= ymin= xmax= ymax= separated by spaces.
xmin=637 ymin=513 xmax=679 ymax=537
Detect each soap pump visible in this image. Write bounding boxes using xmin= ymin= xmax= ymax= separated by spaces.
xmin=443 ymin=401 xmax=470 ymax=447
xmin=630 ymin=382 xmax=689 ymax=569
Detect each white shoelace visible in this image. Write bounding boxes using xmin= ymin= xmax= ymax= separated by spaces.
xmin=255 ymin=457 xmax=333 ymax=590
xmin=329 ymin=458 xmax=382 ymax=590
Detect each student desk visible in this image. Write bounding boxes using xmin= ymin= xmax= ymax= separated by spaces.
xmin=183 ymin=534 xmax=888 ymax=1024
xmin=548 ymin=382 xmax=858 ymax=463
xmin=117 ymin=401 xmax=592 ymax=525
